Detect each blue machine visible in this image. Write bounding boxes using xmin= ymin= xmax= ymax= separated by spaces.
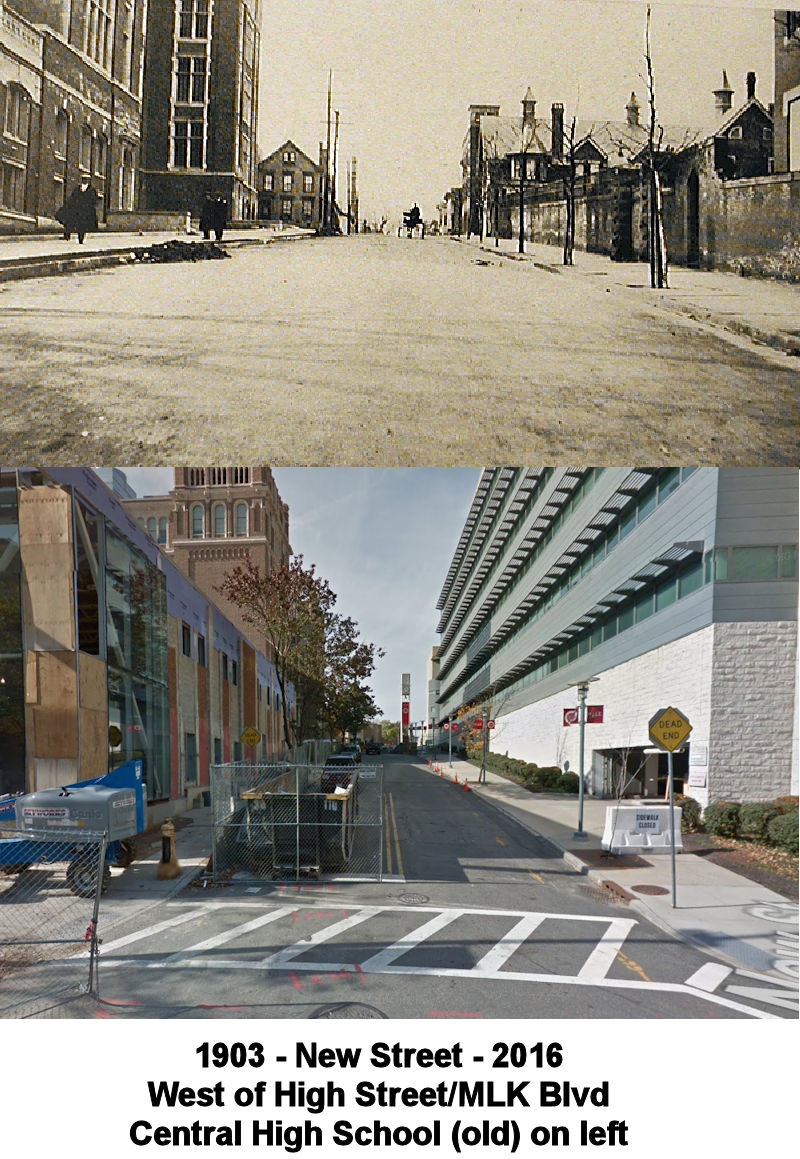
xmin=0 ymin=760 xmax=145 ymax=896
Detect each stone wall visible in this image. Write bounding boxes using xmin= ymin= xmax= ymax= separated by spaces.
xmin=708 ymin=621 xmax=797 ymax=802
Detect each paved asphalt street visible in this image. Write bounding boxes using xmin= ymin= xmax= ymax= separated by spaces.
xmin=1 ymin=234 xmax=797 ymax=464
xmin=5 ymin=758 xmax=791 ymax=1020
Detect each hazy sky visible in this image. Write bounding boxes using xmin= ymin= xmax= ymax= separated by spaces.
xmin=256 ymin=1 xmax=775 ymax=219
xmin=120 ymin=467 xmax=480 ymax=727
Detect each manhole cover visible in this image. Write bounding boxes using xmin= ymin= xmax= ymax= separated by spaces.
xmin=631 ymin=884 xmax=670 ymax=895
xmin=310 ymin=1003 xmax=388 ymax=1019
xmin=397 ymin=893 xmax=430 ymax=905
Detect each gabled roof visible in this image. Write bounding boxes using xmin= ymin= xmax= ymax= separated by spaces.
xmin=258 ymin=139 xmax=319 ymax=170
xmin=714 ymin=96 xmax=772 ymax=137
xmin=480 ymin=114 xmax=551 ymax=158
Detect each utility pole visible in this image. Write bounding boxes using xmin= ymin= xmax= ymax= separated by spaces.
xmin=331 ymin=109 xmax=340 ymax=233
xmin=351 ymin=155 xmax=358 ymax=233
xmin=323 ymin=69 xmax=332 ymax=233
xmin=346 ymin=159 xmax=351 ymax=234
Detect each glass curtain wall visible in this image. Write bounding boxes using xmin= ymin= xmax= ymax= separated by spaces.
xmin=105 ymin=527 xmax=170 ymax=800
xmin=0 ymin=483 xmax=24 ymax=795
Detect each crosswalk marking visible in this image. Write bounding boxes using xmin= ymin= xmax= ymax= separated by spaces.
xmin=93 ymin=900 xmax=783 ymax=1018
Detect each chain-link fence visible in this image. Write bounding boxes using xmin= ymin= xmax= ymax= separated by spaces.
xmin=0 ymin=831 xmax=107 ymax=1016
xmin=210 ymin=763 xmax=384 ymax=882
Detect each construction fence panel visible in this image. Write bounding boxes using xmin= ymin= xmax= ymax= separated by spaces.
xmin=0 ymin=831 xmax=107 ymax=1016
xmin=210 ymin=764 xmax=384 ymax=883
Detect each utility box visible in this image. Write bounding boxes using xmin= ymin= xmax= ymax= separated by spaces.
xmin=15 ymin=784 xmax=139 ymax=841
xmin=601 ymin=803 xmax=683 ymax=854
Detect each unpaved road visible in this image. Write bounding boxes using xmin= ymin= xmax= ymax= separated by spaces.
xmin=2 ymin=235 xmax=797 ymax=464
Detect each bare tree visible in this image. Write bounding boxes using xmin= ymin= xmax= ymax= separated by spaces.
xmin=562 ymin=114 xmax=578 ymax=266
xmin=644 ymin=5 xmax=669 ymax=288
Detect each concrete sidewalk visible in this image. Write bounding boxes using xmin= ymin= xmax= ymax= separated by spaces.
xmin=0 ymin=223 xmax=313 ymax=282
xmin=424 ymin=755 xmax=798 ymax=985
xmin=460 ymin=234 xmax=800 ymax=357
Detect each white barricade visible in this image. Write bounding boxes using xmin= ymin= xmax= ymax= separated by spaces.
xmin=601 ymin=803 xmax=683 ymax=854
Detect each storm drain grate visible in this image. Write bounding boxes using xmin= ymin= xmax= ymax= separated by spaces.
xmin=397 ymin=893 xmax=430 ymax=905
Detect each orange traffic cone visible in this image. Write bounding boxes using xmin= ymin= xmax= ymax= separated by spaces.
xmin=463 ymin=779 xmax=469 ymax=792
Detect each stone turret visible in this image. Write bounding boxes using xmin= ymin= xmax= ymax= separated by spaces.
xmin=714 ymin=71 xmax=734 ymax=114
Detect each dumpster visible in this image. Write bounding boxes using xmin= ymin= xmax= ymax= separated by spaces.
xmin=232 ymin=771 xmax=359 ymax=877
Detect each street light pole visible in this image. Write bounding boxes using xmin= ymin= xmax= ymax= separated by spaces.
xmin=575 ymin=682 xmax=588 ymax=837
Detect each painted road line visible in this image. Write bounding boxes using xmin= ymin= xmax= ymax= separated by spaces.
xmin=685 ymin=962 xmax=733 ymax=991
xmin=473 ymin=913 xmax=548 ymax=973
xmin=360 ymin=909 xmax=463 ymax=971
xmin=79 ymin=906 xmax=211 ymax=961
xmin=256 ymin=906 xmax=383 ymax=967
xmin=152 ymin=906 xmax=296 ymax=967
xmin=577 ymin=917 xmax=638 ymax=982
xmin=388 ymin=792 xmax=404 ymax=878
xmin=528 ymin=870 xmax=545 ymax=884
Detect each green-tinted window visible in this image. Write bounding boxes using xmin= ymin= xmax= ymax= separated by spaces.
xmin=658 ymin=468 xmax=680 ymax=500
xmin=635 ymin=591 xmax=654 ymax=622
xmin=678 ymin=560 xmax=703 ymax=598
xmin=618 ymin=605 xmax=634 ymax=632
xmin=713 ymin=548 xmax=728 ymax=580
xmin=619 ymin=507 xmax=637 ymax=540
xmin=603 ymin=618 xmax=618 ymax=641
xmin=780 ymin=544 xmax=798 ymax=578
xmin=655 ymin=577 xmax=677 ymax=611
xmin=729 ymin=546 xmax=779 ymax=581
xmin=637 ymin=489 xmax=657 ymax=522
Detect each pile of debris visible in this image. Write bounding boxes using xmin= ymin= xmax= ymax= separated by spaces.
xmin=130 ymin=239 xmax=231 ymax=263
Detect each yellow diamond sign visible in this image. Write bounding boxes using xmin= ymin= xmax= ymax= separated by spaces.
xmin=240 ymin=726 xmax=261 ymax=748
xmin=648 ymin=706 xmax=692 ymax=752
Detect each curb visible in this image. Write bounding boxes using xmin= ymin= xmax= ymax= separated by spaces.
xmin=0 ymin=231 xmax=313 ymax=283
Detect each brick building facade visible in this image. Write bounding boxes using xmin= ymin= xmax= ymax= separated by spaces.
xmin=257 ymin=139 xmax=322 ymax=227
xmin=1 ymin=0 xmax=146 ymax=233
xmin=140 ymin=0 xmax=261 ymax=221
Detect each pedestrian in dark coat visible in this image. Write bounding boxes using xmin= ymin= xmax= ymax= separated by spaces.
xmin=57 ymin=178 xmax=99 ymax=243
xmin=199 ymin=194 xmax=228 ymax=241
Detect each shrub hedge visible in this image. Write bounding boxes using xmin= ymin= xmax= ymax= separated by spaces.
xmin=739 ymin=802 xmax=784 ymax=841
xmin=703 ymin=801 xmax=741 ymax=838
xmin=766 ymin=810 xmax=799 ymax=853
xmin=676 ymin=795 xmax=702 ymax=832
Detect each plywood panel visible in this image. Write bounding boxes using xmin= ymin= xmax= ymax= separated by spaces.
xmin=19 ymin=488 xmax=75 ymax=652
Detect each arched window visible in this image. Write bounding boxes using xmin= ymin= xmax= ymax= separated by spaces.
xmin=191 ymin=504 xmax=204 ymax=537
xmin=213 ymin=503 xmax=226 ymax=536
xmin=158 ymin=517 xmax=168 ymax=545
xmin=235 ymin=502 xmax=247 ymax=536
xmin=147 ymin=517 xmax=157 ymax=537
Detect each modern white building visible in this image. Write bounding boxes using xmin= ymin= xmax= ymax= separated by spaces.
xmin=432 ymin=468 xmax=798 ymax=806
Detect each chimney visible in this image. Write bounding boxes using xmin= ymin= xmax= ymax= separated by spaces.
xmin=626 ymin=92 xmax=640 ymax=127
xmin=746 ymin=71 xmax=756 ymax=101
xmin=713 ymin=71 xmax=734 ymax=114
xmin=522 ymin=87 xmax=536 ymax=127
xmin=551 ymin=103 xmax=564 ymax=160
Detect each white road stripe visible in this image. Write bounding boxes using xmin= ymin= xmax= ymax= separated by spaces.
xmin=684 ymin=962 xmax=733 ymax=991
xmin=257 ymin=906 xmax=383 ymax=967
xmin=152 ymin=906 xmax=296 ymax=966
xmin=360 ymin=909 xmax=462 ymax=971
xmin=82 ymin=906 xmax=210 ymax=960
xmin=473 ymin=913 xmax=548 ymax=973
xmin=577 ymin=917 xmax=637 ymax=981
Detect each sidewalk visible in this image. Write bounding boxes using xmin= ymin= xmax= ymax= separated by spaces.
xmin=0 ymin=223 xmax=313 ymax=283
xmin=460 ymin=234 xmax=800 ymax=357
xmin=424 ymin=755 xmax=798 ymax=984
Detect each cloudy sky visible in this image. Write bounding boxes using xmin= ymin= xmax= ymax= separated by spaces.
xmin=256 ymin=0 xmax=775 ymax=219
xmin=119 ymin=467 xmax=480 ymax=728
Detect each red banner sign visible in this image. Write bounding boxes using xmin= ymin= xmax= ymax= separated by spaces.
xmin=564 ymin=706 xmax=604 ymax=726
xmin=401 ymin=701 xmax=410 ymax=725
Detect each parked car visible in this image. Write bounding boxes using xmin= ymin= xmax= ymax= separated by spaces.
xmin=338 ymin=743 xmax=361 ymax=763
xmin=364 ymin=740 xmax=381 ymax=755
xmin=321 ymin=752 xmax=358 ymax=792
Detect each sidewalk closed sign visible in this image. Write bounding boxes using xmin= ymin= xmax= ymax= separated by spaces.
xmin=648 ymin=706 xmax=692 ymax=752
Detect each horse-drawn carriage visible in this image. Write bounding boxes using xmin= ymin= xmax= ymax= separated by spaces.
xmin=397 ymin=205 xmax=425 ymax=238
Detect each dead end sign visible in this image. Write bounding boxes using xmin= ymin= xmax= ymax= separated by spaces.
xmin=648 ymin=706 xmax=692 ymax=752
